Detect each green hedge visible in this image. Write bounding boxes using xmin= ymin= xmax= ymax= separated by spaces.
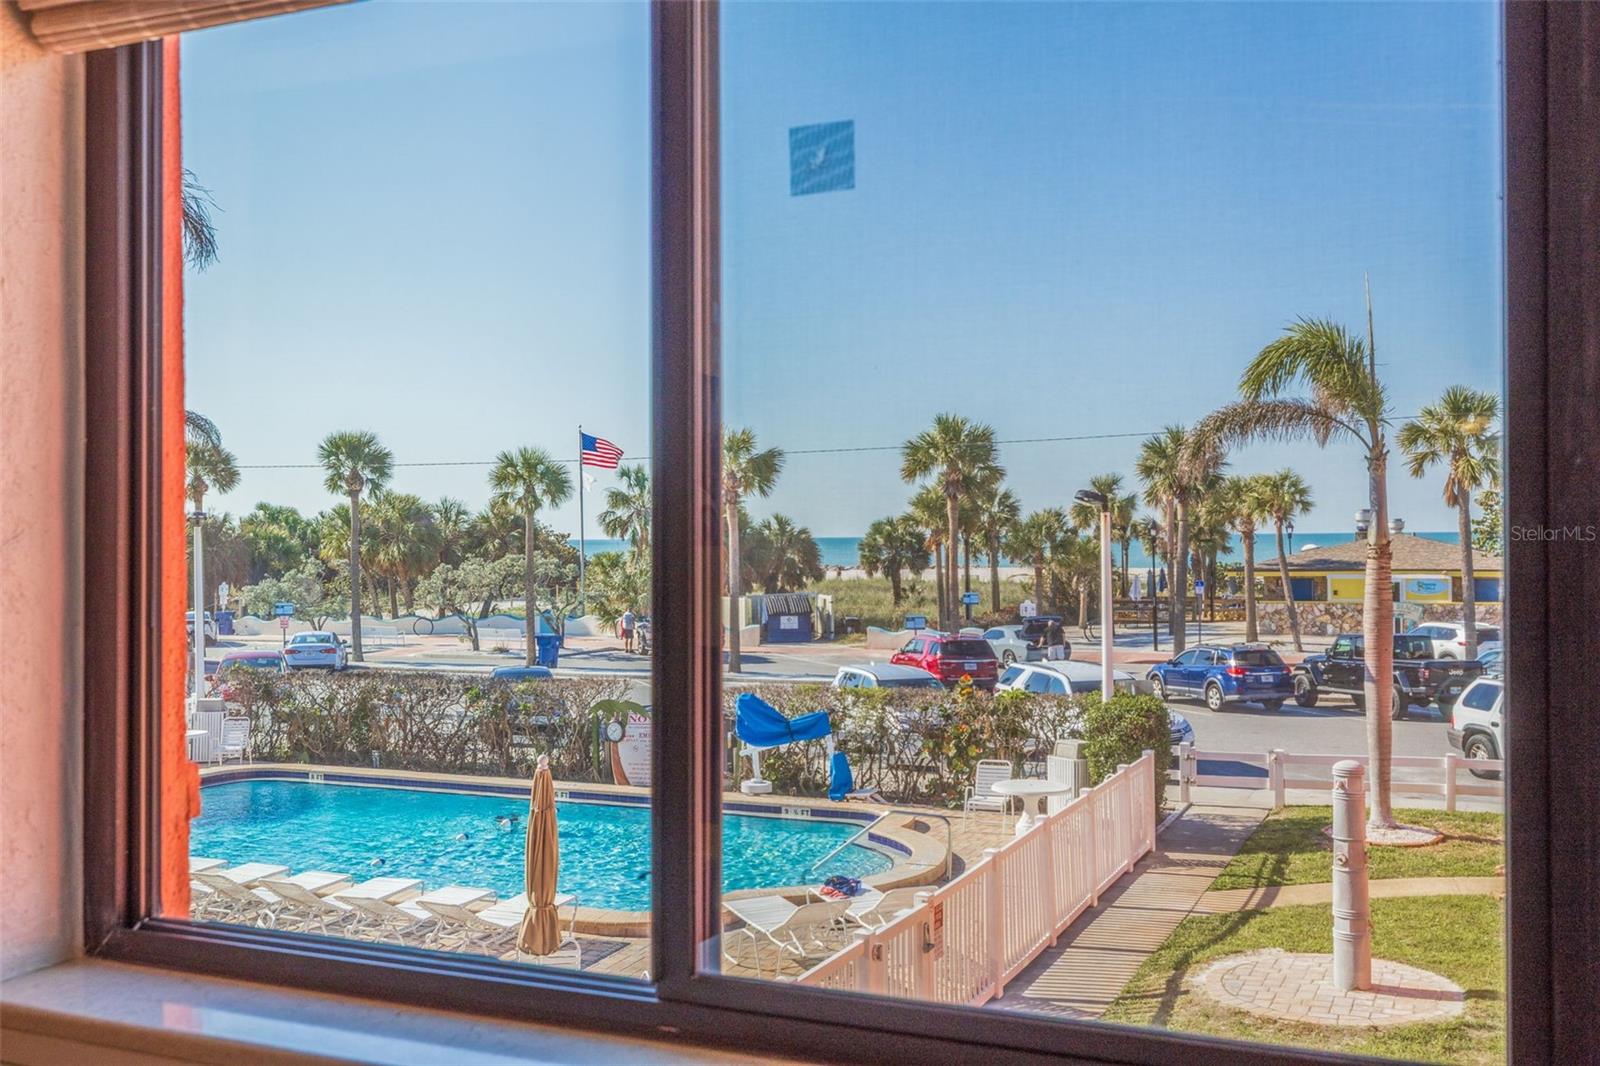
xmin=223 ymin=670 xmax=1151 ymax=807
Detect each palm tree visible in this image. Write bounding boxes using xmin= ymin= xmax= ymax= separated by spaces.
xmin=900 ymin=414 xmax=1000 ymax=629
xmin=747 ymin=514 xmax=824 ymax=593
xmin=1004 ymin=511 xmax=1052 ymax=617
xmin=1190 ymin=314 xmax=1398 ymax=827
xmin=367 ymin=491 xmax=439 ymax=617
xmin=1109 ymin=489 xmax=1137 ymax=596
xmin=1257 ymin=469 xmax=1313 ymax=652
xmin=489 ymin=447 xmax=573 ymax=668
xmin=909 ymin=486 xmax=951 ymax=624
xmin=1069 ymin=472 xmax=1128 ymax=607
xmin=1398 ymin=387 xmax=1501 ymax=658
xmin=185 ymin=439 xmax=239 ymax=513
xmin=858 ymin=515 xmax=930 ymax=606
xmin=973 ymin=485 xmax=1021 ymax=611
xmin=433 ymin=497 xmax=473 ymax=567
xmin=1220 ymin=475 xmax=1271 ymax=642
xmin=185 ymin=410 xmax=222 ymax=447
xmin=597 ymin=464 xmax=651 ymax=566
xmin=1039 ymin=507 xmax=1077 ymax=613
xmin=1136 ymin=427 xmax=1189 ymax=650
xmin=318 ymin=431 xmax=394 ymax=662
xmin=722 ymin=429 xmax=784 ymax=673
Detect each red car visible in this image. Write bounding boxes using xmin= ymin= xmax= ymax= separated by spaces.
xmin=889 ymin=635 xmax=1000 ymax=690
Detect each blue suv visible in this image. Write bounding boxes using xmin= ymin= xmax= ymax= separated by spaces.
xmin=1146 ymin=644 xmax=1294 ymax=712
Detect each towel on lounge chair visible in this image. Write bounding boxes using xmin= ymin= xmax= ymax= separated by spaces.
xmin=735 ymin=692 xmax=831 ymax=748
xmin=828 ymin=751 xmax=854 ymax=802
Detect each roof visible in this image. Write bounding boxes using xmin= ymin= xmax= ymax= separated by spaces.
xmin=1263 ymin=532 xmax=1503 ymax=573
xmin=1028 ymin=661 xmax=1135 ymax=682
xmin=220 ymin=650 xmax=282 ymax=660
xmin=759 ymin=592 xmax=815 ymax=614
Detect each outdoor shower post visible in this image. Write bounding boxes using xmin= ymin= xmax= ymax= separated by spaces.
xmin=1331 ymin=759 xmax=1371 ymax=991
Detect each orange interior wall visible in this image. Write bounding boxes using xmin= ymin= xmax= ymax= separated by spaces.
xmin=161 ymin=35 xmax=199 ymax=917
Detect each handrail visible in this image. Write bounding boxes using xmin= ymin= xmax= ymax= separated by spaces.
xmin=807 ymin=808 xmax=955 ymax=880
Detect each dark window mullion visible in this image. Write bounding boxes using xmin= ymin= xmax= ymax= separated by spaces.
xmin=650 ymin=0 xmax=724 ymax=993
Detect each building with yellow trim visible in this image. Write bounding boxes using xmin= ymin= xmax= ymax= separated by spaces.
xmin=1260 ymin=532 xmax=1503 ymax=604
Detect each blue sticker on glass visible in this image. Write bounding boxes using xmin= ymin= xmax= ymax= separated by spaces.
xmin=789 ymin=120 xmax=855 ymax=196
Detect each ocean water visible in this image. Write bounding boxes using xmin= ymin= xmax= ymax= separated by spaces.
xmin=574 ymin=531 xmax=1460 ymax=571
xmin=192 ymin=780 xmax=889 ymax=911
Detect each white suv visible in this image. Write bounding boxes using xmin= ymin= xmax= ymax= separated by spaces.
xmin=1409 ymin=621 xmax=1501 ymax=659
xmin=1447 ymin=676 xmax=1504 ymax=777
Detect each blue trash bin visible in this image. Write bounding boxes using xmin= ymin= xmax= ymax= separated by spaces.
xmin=535 ymin=633 xmax=560 ymax=668
xmin=215 ymin=610 xmax=235 ymax=636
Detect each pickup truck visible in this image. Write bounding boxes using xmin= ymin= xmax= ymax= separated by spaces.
xmin=1292 ymin=633 xmax=1484 ymax=719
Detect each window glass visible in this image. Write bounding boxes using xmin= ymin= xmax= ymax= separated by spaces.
xmin=715 ymin=2 xmax=1506 ymax=1061
xmin=1461 ymin=682 xmax=1502 ymax=712
xmin=1233 ymin=648 xmax=1284 ymax=667
xmin=1024 ymin=671 xmax=1052 ymax=694
xmin=999 ymin=666 xmax=1025 ymax=687
xmin=175 ymin=1 xmax=655 ymax=976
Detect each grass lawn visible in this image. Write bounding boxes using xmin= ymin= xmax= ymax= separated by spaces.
xmin=1210 ymin=807 xmax=1504 ymax=892
xmin=807 ymin=575 xmax=1034 ymax=631
xmin=1103 ymin=895 xmax=1505 ymax=1064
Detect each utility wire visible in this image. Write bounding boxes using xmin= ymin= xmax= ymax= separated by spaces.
xmin=233 ymin=429 xmax=1171 ymax=470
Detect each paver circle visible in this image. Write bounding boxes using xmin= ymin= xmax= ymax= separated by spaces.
xmin=1191 ymin=949 xmax=1464 ymax=1028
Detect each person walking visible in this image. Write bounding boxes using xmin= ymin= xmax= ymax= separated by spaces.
xmin=621 ymin=607 xmax=637 ymax=654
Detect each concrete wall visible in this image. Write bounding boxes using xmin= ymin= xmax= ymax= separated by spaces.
xmin=0 ymin=8 xmax=84 ymax=980
xmin=1258 ymin=601 xmax=1504 ymax=637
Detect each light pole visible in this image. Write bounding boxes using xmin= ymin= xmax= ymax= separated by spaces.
xmin=191 ymin=509 xmax=207 ymax=711
xmin=1076 ymin=489 xmax=1115 ymax=701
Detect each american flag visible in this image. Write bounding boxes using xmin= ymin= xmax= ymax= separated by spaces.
xmin=580 ymin=432 xmax=624 ymax=469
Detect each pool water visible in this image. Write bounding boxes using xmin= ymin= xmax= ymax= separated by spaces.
xmin=191 ymin=780 xmax=892 ymax=911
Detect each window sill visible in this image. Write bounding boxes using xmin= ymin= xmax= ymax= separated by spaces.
xmin=0 ymin=960 xmax=799 ymax=1065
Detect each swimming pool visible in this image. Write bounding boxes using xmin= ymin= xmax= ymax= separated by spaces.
xmin=192 ymin=779 xmax=892 ymax=912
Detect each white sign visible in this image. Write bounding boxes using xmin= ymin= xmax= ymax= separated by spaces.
xmin=279 ymin=617 xmax=289 ymax=631
xmin=611 ymin=711 xmax=653 ymax=788
xmin=779 ymin=615 xmax=799 ymax=630
xmin=1019 ymin=599 xmax=1037 ymax=619
xmin=1194 ymin=579 xmax=1205 ymax=594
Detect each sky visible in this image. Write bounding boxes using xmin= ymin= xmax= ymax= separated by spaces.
xmin=183 ymin=1 xmax=1504 ymax=539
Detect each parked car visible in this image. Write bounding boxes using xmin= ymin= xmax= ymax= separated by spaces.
xmin=1447 ymin=676 xmax=1504 ymax=778
xmin=185 ymin=610 xmax=218 ymax=645
xmin=996 ymin=660 xmax=1137 ymax=696
xmin=282 ymin=630 xmax=348 ymax=671
xmin=208 ymin=649 xmax=286 ymax=700
xmin=1020 ymin=615 xmax=1071 ymax=660
xmin=1475 ymin=644 xmax=1504 ymax=676
xmin=1408 ymin=621 xmax=1501 ymax=659
xmin=832 ymin=663 xmax=946 ymax=690
xmin=1293 ymin=633 xmax=1484 ymax=718
xmin=1145 ymin=644 xmax=1294 ymax=712
xmin=491 ymin=665 xmax=554 ymax=682
xmin=890 ymin=635 xmax=1000 ymax=690
xmin=979 ymin=625 xmax=1036 ymax=665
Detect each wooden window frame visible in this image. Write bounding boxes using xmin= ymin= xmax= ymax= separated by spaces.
xmin=82 ymin=3 xmax=1598 ymax=1063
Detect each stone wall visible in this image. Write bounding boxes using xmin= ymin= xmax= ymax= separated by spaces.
xmin=1259 ymin=601 xmax=1503 ymax=636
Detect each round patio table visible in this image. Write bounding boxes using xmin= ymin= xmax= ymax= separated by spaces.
xmin=990 ymin=779 xmax=1073 ymax=838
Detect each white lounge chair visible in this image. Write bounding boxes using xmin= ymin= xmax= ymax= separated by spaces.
xmin=259 ymin=877 xmax=359 ymax=935
xmin=963 ymin=759 xmax=1017 ymax=823
xmin=338 ymin=894 xmax=437 ymax=945
xmin=192 ymin=870 xmax=285 ymax=926
xmin=844 ymin=887 xmax=925 ymax=932
xmin=722 ymin=896 xmax=851 ymax=978
xmin=426 ymin=894 xmax=577 ymax=955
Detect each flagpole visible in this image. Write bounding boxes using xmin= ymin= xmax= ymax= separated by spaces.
xmin=577 ymin=425 xmax=586 ymax=616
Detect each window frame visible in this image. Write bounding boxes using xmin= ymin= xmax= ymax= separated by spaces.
xmin=80 ymin=4 xmax=1599 ymax=1063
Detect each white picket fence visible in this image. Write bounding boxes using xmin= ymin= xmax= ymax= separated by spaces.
xmin=796 ymin=751 xmax=1157 ymax=1003
xmin=1176 ymin=743 xmax=1504 ymax=812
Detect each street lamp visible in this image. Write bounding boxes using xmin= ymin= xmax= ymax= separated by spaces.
xmin=1075 ymin=489 xmax=1115 ymax=701
xmin=1144 ymin=516 xmax=1161 ymax=653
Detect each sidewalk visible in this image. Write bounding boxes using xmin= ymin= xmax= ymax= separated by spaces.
xmin=987 ymin=804 xmax=1264 ymax=1020
xmin=1195 ymin=875 xmax=1505 ymax=914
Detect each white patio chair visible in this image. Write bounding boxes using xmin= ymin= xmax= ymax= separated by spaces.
xmin=722 ymin=896 xmax=851 ymax=978
xmin=214 ymin=715 xmax=251 ymax=764
xmin=963 ymin=759 xmax=1017 ymax=823
xmin=429 ymin=894 xmax=577 ymax=955
xmin=259 ymin=877 xmax=359 ymax=935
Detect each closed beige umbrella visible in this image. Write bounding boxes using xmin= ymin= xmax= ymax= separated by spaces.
xmin=517 ymin=753 xmax=561 ymax=956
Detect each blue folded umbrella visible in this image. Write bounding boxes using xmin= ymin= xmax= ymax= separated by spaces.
xmin=734 ymin=692 xmax=831 ymax=747
xmin=828 ymin=751 xmax=854 ymax=802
